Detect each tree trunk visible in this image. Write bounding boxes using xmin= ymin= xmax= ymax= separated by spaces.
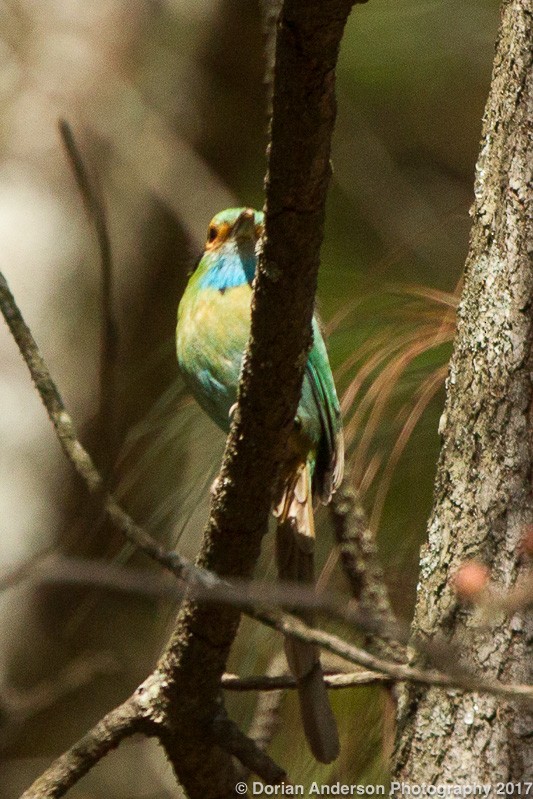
xmin=393 ymin=0 xmax=533 ymax=785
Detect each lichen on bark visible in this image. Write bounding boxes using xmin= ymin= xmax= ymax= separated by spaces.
xmin=393 ymin=0 xmax=533 ymax=785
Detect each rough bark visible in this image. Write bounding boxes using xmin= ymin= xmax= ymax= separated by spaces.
xmin=153 ymin=2 xmax=366 ymax=797
xmin=393 ymin=0 xmax=533 ymax=785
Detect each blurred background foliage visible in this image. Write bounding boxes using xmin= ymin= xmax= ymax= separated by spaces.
xmin=0 ymin=0 xmax=500 ymax=796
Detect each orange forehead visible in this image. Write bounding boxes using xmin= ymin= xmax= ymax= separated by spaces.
xmin=204 ymin=217 xmax=264 ymax=251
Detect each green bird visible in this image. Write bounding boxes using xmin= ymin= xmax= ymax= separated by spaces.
xmin=176 ymin=207 xmax=344 ymax=763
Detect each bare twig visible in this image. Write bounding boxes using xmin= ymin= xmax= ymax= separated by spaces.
xmin=259 ymin=611 xmax=533 ymax=704
xmin=246 ymin=651 xmax=286 ymax=744
xmin=212 ymin=714 xmax=286 ymax=785
xmin=19 ymin=698 xmax=146 ymax=799
xmin=0 ymin=652 xmax=119 ymax=750
xmin=58 ymin=119 xmax=118 ymax=450
xmin=33 ymin=554 xmax=533 ymax=703
xmin=0 ymin=269 xmax=196 ymax=584
xmin=222 ymin=669 xmax=391 ymax=691
xmin=19 ymin=552 xmax=401 ymax=635
xmin=329 ymin=480 xmax=404 ymax=660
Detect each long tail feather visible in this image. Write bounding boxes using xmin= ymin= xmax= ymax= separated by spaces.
xmin=275 ymin=462 xmax=339 ymax=764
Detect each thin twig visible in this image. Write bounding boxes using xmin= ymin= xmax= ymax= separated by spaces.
xmin=222 ymin=669 xmax=391 ymax=691
xmin=0 ymin=270 xmax=195 ymax=583
xmin=19 ymin=698 xmax=146 ymax=799
xmin=257 ymin=611 xmax=533 ymax=704
xmin=0 ymin=548 xmax=407 ymax=649
xmin=33 ymin=556 xmax=529 ymax=703
xmin=0 ymin=652 xmax=119 ymax=750
xmin=58 ymin=119 xmax=118 ymax=453
xmin=329 ymin=480 xmax=404 ymax=660
xmin=212 ymin=714 xmax=286 ymax=785
xmin=15 ymin=552 xmax=403 ymax=636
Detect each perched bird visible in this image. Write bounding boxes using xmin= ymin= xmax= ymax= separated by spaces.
xmin=176 ymin=207 xmax=344 ymax=763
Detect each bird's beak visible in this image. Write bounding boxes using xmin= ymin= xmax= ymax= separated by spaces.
xmin=233 ymin=208 xmax=257 ymax=240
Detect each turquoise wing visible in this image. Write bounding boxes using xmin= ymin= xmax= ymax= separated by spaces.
xmin=299 ymin=316 xmax=344 ymax=501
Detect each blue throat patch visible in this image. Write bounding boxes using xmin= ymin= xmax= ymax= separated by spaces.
xmin=199 ymin=249 xmax=256 ymax=291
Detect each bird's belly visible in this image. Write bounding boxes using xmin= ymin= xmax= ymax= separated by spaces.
xmin=177 ymin=285 xmax=324 ymax=452
xmin=177 ymin=284 xmax=251 ymax=431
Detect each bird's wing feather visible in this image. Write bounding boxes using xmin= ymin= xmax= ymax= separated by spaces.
xmin=305 ymin=316 xmax=344 ymax=500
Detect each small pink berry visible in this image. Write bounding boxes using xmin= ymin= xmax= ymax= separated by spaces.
xmin=454 ymin=561 xmax=490 ymax=599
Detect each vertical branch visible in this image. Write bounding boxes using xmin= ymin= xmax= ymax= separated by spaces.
xmin=260 ymin=0 xmax=283 ymax=118
xmin=153 ymin=2 xmax=367 ymax=797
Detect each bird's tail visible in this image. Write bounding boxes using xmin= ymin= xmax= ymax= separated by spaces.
xmin=274 ymin=461 xmax=339 ymax=764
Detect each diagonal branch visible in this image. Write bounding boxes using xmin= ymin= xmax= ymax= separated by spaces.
xmin=212 ymin=715 xmax=286 ymax=785
xmin=330 ymin=480 xmax=404 ymax=660
xmin=19 ymin=698 xmax=146 ymax=799
xmin=0 ymin=269 xmax=195 ymax=583
xmin=19 ymin=671 xmax=285 ymax=799
xmin=6 ymin=548 xmax=533 ymax=703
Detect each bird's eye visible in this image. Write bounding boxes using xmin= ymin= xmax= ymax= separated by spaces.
xmin=207 ymin=225 xmax=217 ymax=243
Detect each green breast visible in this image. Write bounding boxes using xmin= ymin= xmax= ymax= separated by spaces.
xmin=177 ymin=282 xmax=252 ymax=431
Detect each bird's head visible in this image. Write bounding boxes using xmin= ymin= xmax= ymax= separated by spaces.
xmin=195 ymin=207 xmax=264 ymax=291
